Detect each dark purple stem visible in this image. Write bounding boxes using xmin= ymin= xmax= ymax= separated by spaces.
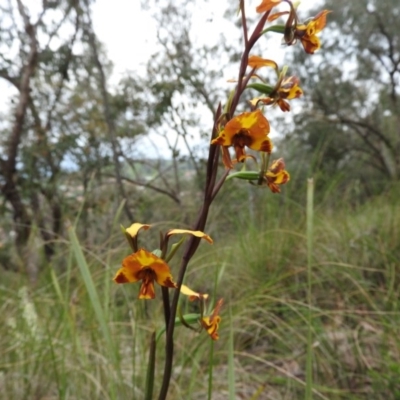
xmin=157 ymin=9 xmax=271 ymax=400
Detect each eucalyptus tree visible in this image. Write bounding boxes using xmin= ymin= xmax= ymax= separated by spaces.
xmin=0 ymin=0 xmax=87 ymax=271
xmin=0 ymin=0 xmax=140 ymax=278
xmin=121 ymin=0 xmax=236 ymax=196
xmin=283 ymin=0 xmax=400 ymax=194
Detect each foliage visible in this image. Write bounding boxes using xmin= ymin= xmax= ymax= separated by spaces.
xmin=1 ymin=184 xmax=400 ymax=399
xmin=283 ymin=0 xmax=400 ymax=196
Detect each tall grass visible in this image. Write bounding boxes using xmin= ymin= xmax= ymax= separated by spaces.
xmin=1 ymin=184 xmax=400 ymax=399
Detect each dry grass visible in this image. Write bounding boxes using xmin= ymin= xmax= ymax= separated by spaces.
xmin=1 ymin=184 xmax=400 ymax=399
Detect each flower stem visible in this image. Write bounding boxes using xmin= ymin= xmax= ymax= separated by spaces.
xmin=144 ymin=332 xmax=156 ymax=400
xmin=157 ymin=7 xmax=271 ymax=400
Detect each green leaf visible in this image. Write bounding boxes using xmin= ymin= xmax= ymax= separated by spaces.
xmin=156 ymin=313 xmax=200 ymax=342
xmin=260 ymin=24 xmax=286 ymax=36
xmin=226 ymin=171 xmax=260 ymax=181
xmin=246 ymin=83 xmax=274 ymax=95
xmin=68 ymin=226 xmax=116 ymax=360
xmin=165 ymin=236 xmax=185 ymax=263
xmin=152 ymin=248 xmax=162 ymax=258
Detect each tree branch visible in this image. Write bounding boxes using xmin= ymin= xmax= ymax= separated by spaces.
xmin=1 ymin=0 xmax=39 ymax=246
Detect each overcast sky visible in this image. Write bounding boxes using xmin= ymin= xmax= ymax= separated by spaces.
xmin=92 ymin=0 xmax=320 ymax=83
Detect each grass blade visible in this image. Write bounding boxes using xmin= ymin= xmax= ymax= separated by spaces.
xmin=145 ymin=332 xmax=156 ymax=400
xmin=306 ymin=178 xmax=314 ymax=400
xmin=228 ymin=304 xmax=236 ymax=400
xmin=68 ymin=225 xmax=115 ymax=360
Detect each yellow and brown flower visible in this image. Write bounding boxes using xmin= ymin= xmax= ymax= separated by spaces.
xmin=294 ymin=10 xmax=330 ymax=54
xmin=211 ymin=110 xmax=272 ymax=162
xmin=113 ymin=248 xmax=177 ymax=299
xmin=201 ymin=298 xmax=223 ymax=340
xmin=250 ymin=75 xmax=303 ymax=112
xmin=265 ymin=158 xmax=290 ymax=193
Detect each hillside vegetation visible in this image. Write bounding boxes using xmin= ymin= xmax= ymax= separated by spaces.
xmin=1 ymin=182 xmax=399 ymax=399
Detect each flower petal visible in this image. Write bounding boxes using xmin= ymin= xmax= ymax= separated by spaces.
xmin=268 ymin=158 xmax=286 ymax=174
xmin=248 ymin=135 xmax=273 ymax=153
xmin=234 ymin=145 xmax=248 ymax=162
xmin=301 ymin=35 xmax=321 ymax=54
xmin=314 ymin=10 xmax=331 ymax=33
xmin=210 ymin=298 xmax=224 ymax=323
xmin=277 ymin=99 xmax=291 ymax=112
xmin=222 ymin=146 xmax=234 ymax=169
xmin=113 ymin=254 xmax=144 ymax=284
xmin=125 ymin=223 xmax=151 ymax=238
xmin=249 ymin=97 xmax=275 ymax=108
xmin=167 ymin=229 xmax=213 ymax=244
xmin=248 ymin=55 xmax=278 ymax=70
xmin=268 ymin=10 xmax=289 ymax=21
xmin=201 ymin=298 xmax=223 ymax=340
xmin=256 ymin=0 xmax=282 ymax=13
xmin=180 ymin=284 xmax=209 ymax=301
xmin=233 ymin=110 xmax=269 ymax=136
xmin=138 ymin=279 xmax=156 ymax=299
xmin=201 ymin=316 xmax=221 ymax=340
xmin=211 ymin=128 xmax=232 ymax=146
xmin=213 ymin=111 xmax=268 ymax=146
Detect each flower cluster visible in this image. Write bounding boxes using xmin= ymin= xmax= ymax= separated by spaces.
xmin=256 ymin=0 xmax=330 ymax=54
xmin=112 ymin=4 xmax=329 ymax=396
xmin=210 ymin=1 xmax=329 ymax=192
xmin=113 ymin=223 xmax=222 ymax=340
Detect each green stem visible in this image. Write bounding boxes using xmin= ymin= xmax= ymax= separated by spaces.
xmin=228 ymin=305 xmax=236 ymax=399
xmin=305 ymin=178 xmax=314 ymax=400
xmin=260 ymin=24 xmax=285 ymax=36
xmin=207 ymin=340 xmax=215 ymax=400
xmin=145 ymin=332 xmax=156 ymax=400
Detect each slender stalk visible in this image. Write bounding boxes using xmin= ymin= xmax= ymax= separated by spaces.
xmin=157 ymin=165 xmax=220 ymax=400
xmin=207 ymin=340 xmax=215 ymax=400
xmin=144 ymin=332 xmax=156 ymax=400
xmin=161 ymin=287 xmax=171 ymax=328
xmin=305 ymin=178 xmax=314 ymax=399
xmin=158 ymin=7 xmax=272 ymax=400
xmin=229 ymin=11 xmax=270 ymax=116
xmin=228 ymin=305 xmax=236 ymax=400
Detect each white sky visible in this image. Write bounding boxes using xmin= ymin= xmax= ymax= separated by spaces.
xmin=92 ymin=0 xmax=156 ymax=82
xmin=92 ymin=0 xmax=321 ymax=82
